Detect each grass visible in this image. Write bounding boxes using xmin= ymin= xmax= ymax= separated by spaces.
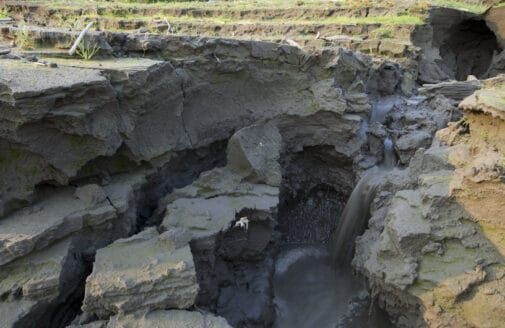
xmin=73 ymin=13 xmax=424 ymax=25
xmin=18 ymin=0 xmax=493 ymax=12
xmin=428 ymin=0 xmax=489 ymax=13
xmin=16 ymin=28 xmax=35 ymax=50
xmin=0 ymin=8 xmax=9 ymax=18
xmin=75 ymin=40 xmax=100 ymax=60
xmin=7 ymin=0 xmax=349 ymax=10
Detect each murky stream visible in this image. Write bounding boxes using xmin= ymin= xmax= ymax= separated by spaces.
xmin=273 ymin=246 xmax=393 ymax=328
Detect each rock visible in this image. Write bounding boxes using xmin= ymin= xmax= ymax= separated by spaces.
xmin=385 ymin=94 xmax=457 ymax=166
xmin=159 ymin=122 xmax=281 ymax=240
xmin=82 ymin=228 xmax=198 ymax=319
xmin=106 ymin=310 xmax=231 ymax=328
xmin=75 ymin=184 xmax=108 ymax=207
xmin=459 ymin=74 xmax=505 ymax=120
xmin=356 ymin=139 xmax=505 ymax=327
xmin=417 ymin=55 xmax=452 ymax=84
xmin=345 ymin=80 xmax=372 ymax=114
xmin=158 ymin=227 xmax=192 ymax=250
xmin=0 ymin=238 xmax=85 ymax=328
xmin=421 ymin=242 xmax=443 ymax=255
xmin=68 ymin=322 xmax=107 ymax=328
xmin=0 ymin=188 xmax=115 ymax=266
xmin=0 ymin=172 xmax=144 ymax=266
xmin=227 ymin=122 xmax=282 ymax=187
xmin=485 ymin=6 xmax=505 ymax=49
xmin=486 ymin=49 xmax=505 ymax=78
xmin=309 ymin=79 xmax=347 ymax=115
xmin=370 ymin=62 xmax=402 ymax=95
xmin=419 ymin=79 xmax=482 ymax=101
xmin=0 ymin=59 xmax=120 ymax=216
xmin=332 ymin=48 xmax=371 ymax=89
xmin=395 ymin=131 xmax=433 ymax=164
xmin=409 ymin=144 xmax=453 ymax=178
xmin=0 ymin=34 xmax=364 ymax=216
xmin=383 ymin=190 xmax=431 ymax=257
xmin=379 ymin=41 xmax=408 ymax=57
xmin=160 ymin=175 xmax=278 ymax=240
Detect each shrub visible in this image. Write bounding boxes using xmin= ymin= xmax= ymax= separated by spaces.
xmin=76 ymin=40 xmax=100 ymax=60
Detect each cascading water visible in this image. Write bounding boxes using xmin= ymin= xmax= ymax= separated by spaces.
xmin=329 ymin=135 xmax=397 ymax=266
xmin=328 ymin=166 xmax=383 ymax=266
xmin=383 ymin=137 xmax=396 ymax=169
xmin=273 ymin=96 xmax=400 ymax=328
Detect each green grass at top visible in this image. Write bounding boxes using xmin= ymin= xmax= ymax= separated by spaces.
xmin=19 ymin=0 xmax=349 ymax=10
xmin=428 ymin=0 xmax=489 ymax=13
xmin=56 ymin=0 xmax=491 ymax=12
xmin=2 ymin=0 xmax=493 ymax=15
xmin=70 ymin=12 xmax=424 ymax=25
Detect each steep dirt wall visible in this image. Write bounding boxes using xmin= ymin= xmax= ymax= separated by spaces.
xmin=486 ymin=5 xmax=505 ymax=48
xmin=0 ymin=32 xmax=412 ymax=217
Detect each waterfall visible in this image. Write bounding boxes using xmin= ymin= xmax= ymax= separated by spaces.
xmin=382 ymin=137 xmax=396 ymax=169
xmin=329 ymin=136 xmax=396 ymax=267
xmin=328 ymin=167 xmax=382 ymax=266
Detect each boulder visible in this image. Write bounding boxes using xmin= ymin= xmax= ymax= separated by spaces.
xmin=309 ymin=79 xmax=347 ymax=115
xmin=419 ymin=78 xmax=482 ymax=101
xmin=0 ymin=187 xmax=116 ymax=266
xmin=0 ymin=238 xmax=84 ymax=328
xmin=106 ymin=310 xmax=231 ymax=328
xmin=160 ymin=169 xmax=278 ymax=240
xmin=395 ymin=131 xmax=433 ymax=164
xmin=459 ymin=74 xmax=505 ymax=120
xmin=227 ymin=122 xmax=282 ymax=187
xmin=82 ymin=228 xmax=198 ymax=319
xmin=0 ymin=172 xmax=144 ymax=266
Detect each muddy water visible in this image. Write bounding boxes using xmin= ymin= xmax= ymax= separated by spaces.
xmin=328 ymin=167 xmax=384 ymax=266
xmin=273 ymin=246 xmax=392 ymax=328
xmin=272 ymin=96 xmax=403 ymax=327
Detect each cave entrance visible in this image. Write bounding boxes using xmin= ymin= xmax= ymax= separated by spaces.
xmin=440 ymin=19 xmax=502 ymax=80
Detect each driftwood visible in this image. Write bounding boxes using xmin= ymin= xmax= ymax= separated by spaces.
xmin=68 ymin=22 xmax=93 ymax=56
xmin=285 ymin=38 xmax=302 ymax=49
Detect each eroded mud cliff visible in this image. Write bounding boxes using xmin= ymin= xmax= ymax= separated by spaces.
xmin=1 ymin=4 xmax=505 ymax=328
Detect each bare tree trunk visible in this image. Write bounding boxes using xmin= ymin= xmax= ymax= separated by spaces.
xmin=68 ymin=22 xmax=93 ymax=56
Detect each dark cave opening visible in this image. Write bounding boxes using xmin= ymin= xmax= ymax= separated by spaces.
xmin=439 ymin=18 xmax=502 ymax=80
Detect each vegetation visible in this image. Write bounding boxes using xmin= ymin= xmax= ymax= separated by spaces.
xmin=1 ymin=0 xmax=499 ymax=51
xmin=371 ymin=26 xmax=394 ymax=39
xmin=16 ymin=28 xmax=35 ymax=50
xmin=73 ymin=13 xmax=424 ymax=25
xmin=75 ymin=40 xmax=100 ymax=60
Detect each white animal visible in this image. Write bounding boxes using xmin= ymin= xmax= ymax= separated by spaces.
xmin=234 ymin=217 xmax=249 ymax=231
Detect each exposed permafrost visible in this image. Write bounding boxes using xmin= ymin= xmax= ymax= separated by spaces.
xmin=2 ymin=18 xmax=504 ymax=327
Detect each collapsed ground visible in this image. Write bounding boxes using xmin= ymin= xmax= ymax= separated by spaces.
xmin=1 ymin=1 xmax=505 ymax=328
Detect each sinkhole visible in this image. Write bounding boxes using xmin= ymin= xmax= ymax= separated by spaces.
xmin=191 ymin=146 xmax=393 ymax=328
xmin=439 ymin=18 xmax=502 ymax=80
